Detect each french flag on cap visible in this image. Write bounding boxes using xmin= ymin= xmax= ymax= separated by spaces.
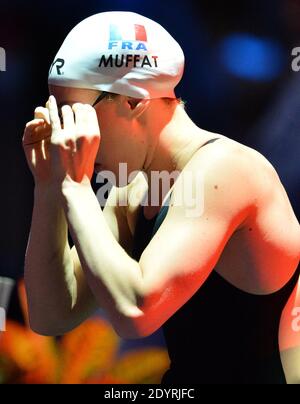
xmin=109 ymin=24 xmax=148 ymax=42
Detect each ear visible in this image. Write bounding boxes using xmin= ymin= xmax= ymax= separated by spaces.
xmin=127 ymin=98 xmax=151 ymax=119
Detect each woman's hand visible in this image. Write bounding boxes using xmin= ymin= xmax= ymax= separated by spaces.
xmin=22 ymin=105 xmax=52 ymax=185
xmin=48 ymin=96 xmax=100 ymax=186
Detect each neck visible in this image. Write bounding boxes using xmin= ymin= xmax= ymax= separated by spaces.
xmin=142 ymin=103 xmax=211 ymax=209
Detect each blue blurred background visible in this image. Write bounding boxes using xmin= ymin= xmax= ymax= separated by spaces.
xmin=0 ymin=0 xmax=299 ymax=370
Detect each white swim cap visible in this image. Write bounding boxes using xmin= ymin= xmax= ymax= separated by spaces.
xmin=48 ymin=11 xmax=185 ymax=99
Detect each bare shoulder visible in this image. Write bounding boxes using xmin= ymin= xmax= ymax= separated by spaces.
xmin=170 ymin=132 xmax=299 ymax=242
xmin=187 ymin=134 xmax=284 ymax=203
xmin=217 ymin=136 xmax=298 ymax=213
xmin=189 ymin=134 xmax=300 ymax=256
xmin=178 ymin=135 xmax=273 ymax=208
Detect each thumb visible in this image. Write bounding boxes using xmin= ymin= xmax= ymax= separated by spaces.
xmin=23 ymin=119 xmax=50 ymax=146
xmin=34 ymin=107 xmax=50 ymax=125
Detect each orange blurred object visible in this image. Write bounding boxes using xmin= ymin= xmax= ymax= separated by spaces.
xmin=0 ymin=321 xmax=58 ymax=384
xmin=60 ymin=319 xmax=120 ymax=384
xmin=0 ymin=280 xmax=170 ymax=384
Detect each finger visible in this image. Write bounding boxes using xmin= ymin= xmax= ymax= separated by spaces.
xmin=62 ymin=105 xmax=75 ymax=131
xmin=48 ymin=95 xmax=61 ymax=132
xmin=80 ymin=104 xmax=93 ymax=134
xmin=23 ymin=119 xmax=51 ymax=146
xmin=23 ymin=119 xmax=44 ymax=141
xmin=73 ymin=104 xmax=90 ymax=151
xmin=34 ymin=107 xmax=50 ymax=125
xmin=26 ymin=119 xmax=45 ymax=129
xmin=86 ymin=105 xmax=101 ymax=135
xmin=72 ymin=103 xmax=87 ymax=132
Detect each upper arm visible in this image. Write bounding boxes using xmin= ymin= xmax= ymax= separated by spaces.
xmin=70 ymin=184 xmax=134 ymax=323
xmin=128 ymin=149 xmax=255 ymax=337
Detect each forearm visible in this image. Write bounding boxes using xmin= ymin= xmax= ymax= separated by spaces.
xmin=24 ymin=186 xmax=77 ymax=334
xmin=61 ymin=182 xmax=145 ymax=335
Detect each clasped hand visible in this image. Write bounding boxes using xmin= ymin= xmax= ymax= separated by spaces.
xmin=23 ymin=96 xmax=101 ymax=186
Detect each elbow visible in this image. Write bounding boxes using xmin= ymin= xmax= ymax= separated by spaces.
xmin=28 ymin=311 xmax=74 ymax=337
xmin=28 ymin=318 xmax=67 ymax=337
xmin=112 ymin=310 xmax=158 ymax=340
xmin=110 ymin=314 xmax=140 ymax=340
xmin=30 ymin=327 xmax=62 ymax=338
xmin=112 ymin=289 xmax=161 ymax=339
xmin=26 ymin=297 xmax=79 ymax=337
